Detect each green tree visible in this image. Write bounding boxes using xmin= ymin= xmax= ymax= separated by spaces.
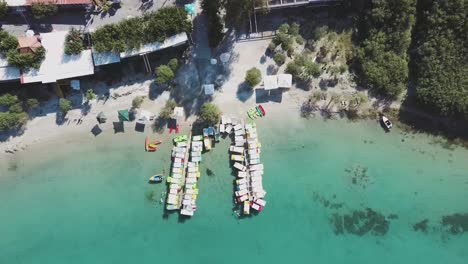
xmin=245 ymin=67 xmax=262 ymax=87
xmin=0 ymin=93 xmax=19 ymax=107
xmin=9 ymin=103 xmax=23 ymax=113
xmin=31 ymin=2 xmax=58 ymax=19
xmin=132 ymin=96 xmax=145 ymax=109
xmin=155 ymin=65 xmax=175 ymax=85
xmin=0 ymin=1 xmax=8 ymax=20
xmin=199 ymin=103 xmax=221 ymax=126
xmin=278 ymin=23 xmax=290 ymax=34
xmin=26 ymin=98 xmax=39 ymax=110
xmin=285 ymin=62 xmax=301 ymax=79
xmin=0 ymin=112 xmax=28 ymax=131
xmin=290 ymin=23 xmax=300 ymax=36
xmin=64 ymin=28 xmax=84 ymax=55
xmin=59 ymin=98 xmax=72 ymax=114
xmin=168 ymin=58 xmax=179 ymax=72
xmin=7 ymin=46 xmax=46 ymax=69
xmin=303 ymin=61 xmax=321 ymax=79
xmin=85 ymin=89 xmax=96 ymax=101
xmin=0 ymin=31 xmax=18 ymax=53
xmin=159 ymin=99 xmax=177 ymax=119
xmin=273 ymin=52 xmax=286 ymax=66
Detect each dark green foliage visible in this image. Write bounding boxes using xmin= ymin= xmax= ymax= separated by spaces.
xmin=199 ymin=103 xmax=221 ymax=126
xmin=0 ymin=31 xmax=18 ymax=53
xmin=0 ymin=93 xmax=19 ymax=107
xmin=31 ymin=3 xmax=58 ymax=19
xmin=7 ymin=46 xmax=46 ymax=69
xmin=313 ymin=26 xmax=328 ymax=40
xmin=278 ymin=23 xmax=290 ymax=34
xmin=64 ymin=28 xmax=84 ymax=55
xmin=412 ymin=0 xmax=468 ymax=116
xmin=26 ymin=98 xmax=39 ymax=109
xmin=245 ymin=67 xmax=262 ymax=87
xmin=273 ymin=52 xmax=286 ymax=66
xmin=92 ymin=7 xmax=191 ymax=53
xmin=268 ymin=42 xmax=276 ymax=52
xmin=155 ymin=65 xmax=175 ymax=85
xmin=0 ymin=1 xmax=8 ymax=20
xmin=0 ymin=112 xmax=28 ymax=131
xmin=290 ymin=23 xmax=300 ymax=36
xmin=85 ymin=89 xmax=96 ymax=101
xmin=9 ymin=103 xmax=23 ymax=113
xmin=59 ymin=98 xmax=72 ymax=114
xmin=159 ymin=99 xmax=177 ymax=119
xmin=201 ymin=0 xmax=224 ymax=47
xmin=355 ymin=0 xmax=416 ymax=98
xmin=304 ymin=61 xmax=321 ymax=78
xmin=285 ymin=62 xmax=301 ymax=78
xmin=286 ymin=55 xmax=322 ymax=81
xmin=296 ymin=35 xmax=304 ymax=45
xmin=168 ymin=58 xmax=179 ymax=72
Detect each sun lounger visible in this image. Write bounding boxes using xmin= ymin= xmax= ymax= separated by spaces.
xmin=230 ymin=145 xmax=244 ymax=153
xmin=235 ymin=189 xmax=249 ymax=196
xmin=238 ymin=171 xmax=248 ymax=178
xmin=231 ymin=155 xmax=244 ymax=161
xmin=233 ymin=162 xmax=246 ymax=171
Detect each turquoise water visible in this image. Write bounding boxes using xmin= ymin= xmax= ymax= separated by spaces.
xmin=1 ymin=117 xmax=468 ymax=263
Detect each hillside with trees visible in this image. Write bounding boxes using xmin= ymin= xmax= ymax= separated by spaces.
xmin=411 ymin=0 xmax=468 ymax=116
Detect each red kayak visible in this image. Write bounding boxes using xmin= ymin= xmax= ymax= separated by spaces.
xmin=258 ymin=104 xmax=266 ymax=116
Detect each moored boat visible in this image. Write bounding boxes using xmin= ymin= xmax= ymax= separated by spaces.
xmin=149 ymin=174 xmax=164 ymax=183
xmin=382 ymin=115 xmax=393 ymax=130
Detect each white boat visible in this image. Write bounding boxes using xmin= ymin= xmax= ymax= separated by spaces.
xmin=382 ymin=116 xmax=393 ymax=130
xmin=233 ymin=162 xmax=246 ymax=171
xmin=238 ymin=171 xmax=248 ymax=178
xmin=231 ymin=155 xmax=244 ymax=161
xmin=243 ymin=201 xmax=250 ymax=215
xmin=225 ymin=125 xmax=233 ymax=134
xmin=220 ymin=124 xmax=225 ymax=133
xmin=192 ymin=135 xmax=203 ymax=141
xmin=230 ymin=145 xmax=244 ymax=153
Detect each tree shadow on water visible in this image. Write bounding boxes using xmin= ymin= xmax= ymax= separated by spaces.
xmin=236 ymin=82 xmax=254 ymax=102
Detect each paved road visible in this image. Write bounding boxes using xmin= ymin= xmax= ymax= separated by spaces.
xmin=1 ymin=0 xmax=177 ymax=36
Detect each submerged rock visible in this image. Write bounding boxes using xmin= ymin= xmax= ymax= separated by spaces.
xmin=441 ymin=213 xmax=468 ymax=234
xmin=333 ymin=208 xmax=390 ymax=236
xmin=413 ymin=219 xmax=429 ymax=233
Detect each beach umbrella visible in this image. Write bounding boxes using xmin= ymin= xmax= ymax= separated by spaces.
xmin=113 ymin=122 xmax=124 ymax=133
xmin=91 ymin=125 xmax=102 ymax=136
xmin=118 ymin=109 xmax=130 ymax=122
xmin=184 ymin=3 xmax=196 ymax=15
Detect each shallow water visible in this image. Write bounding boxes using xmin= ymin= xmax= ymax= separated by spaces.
xmin=1 ymin=117 xmax=468 ymax=263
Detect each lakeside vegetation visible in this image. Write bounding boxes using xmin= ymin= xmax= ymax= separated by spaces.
xmin=0 ymin=94 xmax=29 ymax=131
xmin=92 ymin=7 xmax=192 ymax=53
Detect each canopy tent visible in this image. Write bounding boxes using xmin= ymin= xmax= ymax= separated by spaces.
xmin=113 ymin=122 xmax=124 ymax=133
xmin=118 ymin=109 xmax=130 ymax=122
xmin=135 ymin=122 xmax=145 ymax=132
xmin=278 ymin=74 xmax=292 ymax=88
xmin=263 ymin=75 xmax=278 ymax=90
xmin=204 ymin=84 xmax=215 ymax=95
xmin=96 ymin=112 xmax=107 ymax=123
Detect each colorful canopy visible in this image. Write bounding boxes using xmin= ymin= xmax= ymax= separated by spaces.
xmin=184 ymin=3 xmax=196 ymax=15
xmin=118 ymin=109 xmax=130 ymax=121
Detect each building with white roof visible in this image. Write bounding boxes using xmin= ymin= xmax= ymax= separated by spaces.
xmin=0 ymin=55 xmax=21 ymax=82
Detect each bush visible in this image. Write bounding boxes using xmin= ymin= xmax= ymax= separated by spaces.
xmin=92 ymin=7 xmax=191 ymax=52
xmin=59 ymin=98 xmax=72 ymax=114
xmin=0 ymin=31 xmax=18 ymax=53
xmin=304 ymin=61 xmax=321 ymax=79
xmin=159 ymin=99 xmax=177 ymax=119
xmin=0 ymin=93 xmax=19 ymax=107
xmin=278 ymin=23 xmax=290 ymax=34
xmin=132 ymin=96 xmax=145 ymax=109
xmin=31 ymin=3 xmax=58 ymax=19
xmin=245 ymin=67 xmax=262 ymax=87
xmin=273 ymin=52 xmax=286 ymax=66
xmin=268 ymin=41 xmax=276 ymax=52
xmin=7 ymin=46 xmax=46 ymax=69
xmin=26 ymin=98 xmax=39 ymax=109
xmin=0 ymin=1 xmax=7 ymax=19
xmin=339 ymin=64 xmax=348 ymax=74
xmin=296 ymin=35 xmax=304 ymax=45
xmin=9 ymin=103 xmax=23 ymax=113
xmin=290 ymin=23 xmax=300 ymax=36
xmin=155 ymin=65 xmax=175 ymax=85
xmin=285 ymin=62 xmax=302 ymax=79
xmin=85 ymin=89 xmax=96 ymax=101
xmin=199 ymin=103 xmax=221 ymax=126
xmin=168 ymin=58 xmax=179 ymax=72
xmin=0 ymin=112 xmax=28 ymax=131
xmin=313 ymin=25 xmax=328 ymax=40
xmin=64 ymin=28 xmax=84 ymax=55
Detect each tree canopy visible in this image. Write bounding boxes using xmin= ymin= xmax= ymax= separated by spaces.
xmin=245 ymin=67 xmax=262 ymax=87
xmin=354 ymin=0 xmax=416 ymax=98
xmin=92 ymin=7 xmax=192 ymax=53
xmin=155 ymin=65 xmax=175 ymax=85
xmin=31 ymin=2 xmax=58 ymax=19
xmin=199 ymin=103 xmax=221 ymax=126
xmin=64 ymin=28 xmax=84 ymax=55
xmin=0 ymin=30 xmax=45 ymax=69
xmin=0 ymin=1 xmax=7 ymax=19
xmin=412 ymin=0 xmax=468 ymax=116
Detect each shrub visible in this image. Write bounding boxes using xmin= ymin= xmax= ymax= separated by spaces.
xmin=26 ymin=98 xmax=39 ymax=109
xmin=278 ymin=23 xmax=290 ymax=34
xmin=290 ymin=22 xmax=300 ymax=36
xmin=199 ymin=103 xmax=221 ymax=126
xmin=339 ymin=64 xmax=348 ymax=74
xmin=296 ymin=35 xmax=304 ymax=45
xmin=0 ymin=31 xmax=18 ymax=53
xmin=64 ymin=28 xmax=84 ymax=55
xmin=132 ymin=96 xmax=145 ymax=109
xmin=0 ymin=1 xmax=7 ymax=19
xmin=313 ymin=26 xmax=328 ymax=40
xmin=31 ymin=2 xmax=58 ymax=19
xmin=85 ymin=89 xmax=96 ymax=101
xmin=285 ymin=61 xmax=302 ymax=78
xmin=245 ymin=67 xmax=262 ymax=87
xmin=304 ymin=61 xmax=321 ymax=79
xmin=0 ymin=112 xmax=28 ymax=131
xmin=273 ymin=52 xmax=286 ymax=66
xmin=159 ymin=99 xmax=177 ymax=119
xmin=9 ymin=103 xmax=23 ymax=113
xmin=7 ymin=46 xmax=46 ymax=69
xmin=155 ymin=65 xmax=175 ymax=85
xmin=59 ymin=98 xmax=72 ymax=114
xmin=268 ymin=42 xmax=276 ymax=52
xmin=0 ymin=93 xmax=19 ymax=107
xmin=168 ymin=58 xmax=179 ymax=72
